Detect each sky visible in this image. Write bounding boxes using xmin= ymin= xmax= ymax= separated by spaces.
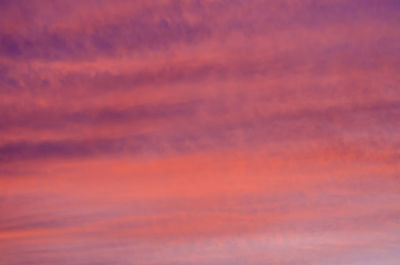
xmin=0 ymin=0 xmax=400 ymax=264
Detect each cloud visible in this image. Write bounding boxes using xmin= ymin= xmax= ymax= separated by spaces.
xmin=1 ymin=0 xmax=400 ymax=264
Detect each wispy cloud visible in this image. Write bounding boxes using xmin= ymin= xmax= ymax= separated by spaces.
xmin=1 ymin=0 xmax=400 ymax=264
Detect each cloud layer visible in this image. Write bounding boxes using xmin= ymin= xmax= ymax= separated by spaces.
xmin=1 ymin=1 xmax=400 ymax=265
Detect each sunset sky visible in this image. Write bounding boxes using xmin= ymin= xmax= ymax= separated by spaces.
xmin=1 ymin=1 xmax=400 ymax=264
